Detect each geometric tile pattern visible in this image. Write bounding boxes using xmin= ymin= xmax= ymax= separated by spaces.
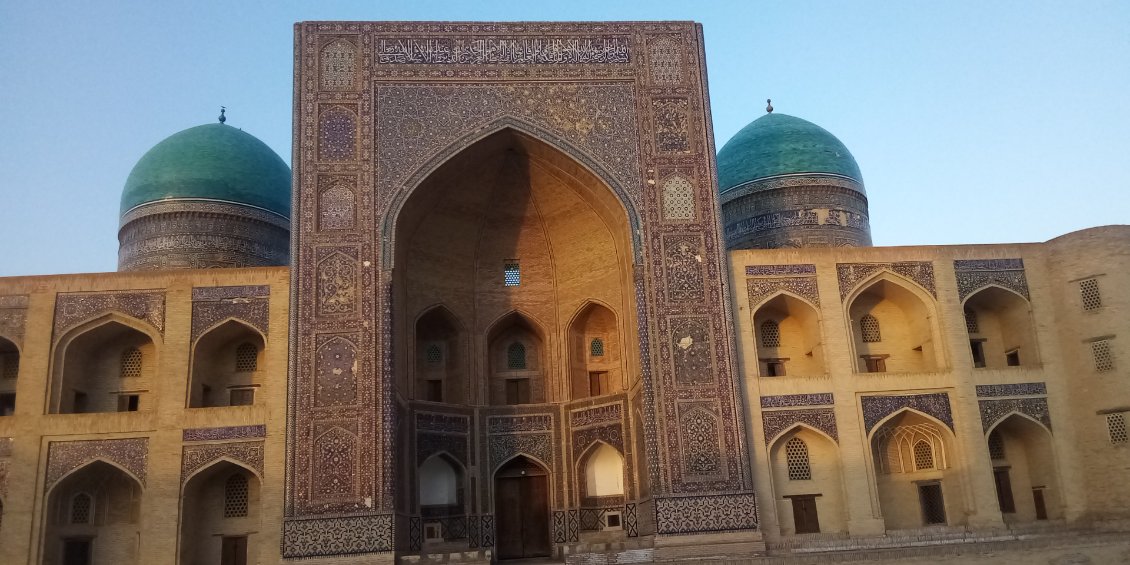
xmin=655 ymin=493 xmax=758 ymax=534
xmin=183 ymin=424 xmax=267 ymax=442
xmin=53 ymin=291 xmax=166 ymax=339
xmin=760 ymin=393 xmax=834 ymax=408
xmin=979 ymin=397 xmax=1052 ymax=433
xmin=281 ymin=514 xmax=395 ymax=557
xmin=190 ymin=285 xmax=270 ymax=342
xmin=180 ymin=440 xmax=265 ymax=485
xmin=837 ymin=261 xmax=936 ymax=299
xmin=0 ymin=295 xmax=28 ymax=348
xmin=46 ymin=437 xmax=149 ymax=490
xmin=861 ymin=392 xmax=954 ymax=433
xmin=954 ymin=258 xmax=1029 ymax=301
xmin=975 ymin=382 xmax=1047 ymax=398
xmin=762 ymin=408 xmax=839 ymax=444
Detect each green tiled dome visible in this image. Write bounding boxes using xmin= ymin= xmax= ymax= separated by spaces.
xmin=717 ymin=113 xmax=862 ymax=193
xmin=120 ymin=124 xmax=291 ymax=216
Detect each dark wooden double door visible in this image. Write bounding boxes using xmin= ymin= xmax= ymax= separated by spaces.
xmin=495 ymin=457 xmax=551 ymax=560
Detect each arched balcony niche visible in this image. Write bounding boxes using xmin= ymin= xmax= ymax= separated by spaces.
xmin=963 ymin=286 xmax=1039 ymax=369
xmin=752 ymin=293 xmax=825 ymax=377
xmin=0 ymin=336 xmax=18 ymax=416
xmin=42 ymin=461 xmax=142 ymax=565
xmin=848 ymin=277 xmax=942 ymax=374
xmin=414 ymin=306 xmax=467 ymax=404
xmin=870 ymin=410 xmax=964 ymax=529
xmin=487 ymin=312 xmax=547 ymax=405
xmin=188 ymin=320 xmax=265 ymax=408
xmin=179 ymin=460 xmax=262 ymax=565
xmin=50 ymin=317 xmax=158 ymax=414
xmin=768 ymin=426 xmax=846 ymax=535
xmin=568 ymin=303 xmax=622 ymax=399
xmin=986 ymin=414 xmax=1061 ymax=523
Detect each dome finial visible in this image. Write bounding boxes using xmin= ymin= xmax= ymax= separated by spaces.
xmin=218 ymin=106 xmax=227 ymax=124
xmin=766 ymin=99 xmax=773 ymax=114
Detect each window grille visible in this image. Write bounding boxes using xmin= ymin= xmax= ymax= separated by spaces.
xmin=964 ymin=309 xmax=979 ymax=334
xmin=224 ymin=474 xmax=249 ymax=518
xmin=760 ymin=320 xmax=780 ymax=348
xmin=506 ymin=342 xmax=526 ymax=369
xmin=988 ymin=430 xmax=1006 ymax=460
xmin=120 ymin=348 xmax=142 ymax=378
xmin=504 ymin=261 xmax=521 ymax=287
xmin=913 ymin=440 xmax=935 ymax=470
xmin=425 ymin=344 xmax=443 ymax=364
xmin=590 ymin=338 xmax=604 ymax=357
xmin=860 ymin=315 xmax=881 ymax=343
xmin=661 ymin=175 xmax=695 ymax=220
xmin=1080 ymin=278 xmax=1102 ymax=311
xmin=1092 ymin=339 xmax=1114 ymax=372
xmin=234 ymin=343 xmax=258 ymax=372
xmin=1109 ymin=413 xmax=1128 ymax=444
xmin=785 ymin=438 xmax=811 ymax=480
xmin=1 ymin=354 xmax=17 ymax=379
xmin=70 ymin=493 xmax=92 ymax=524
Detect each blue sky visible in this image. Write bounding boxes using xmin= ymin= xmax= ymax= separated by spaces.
xmin=0 ymin=1 xmax=1127 ymax=276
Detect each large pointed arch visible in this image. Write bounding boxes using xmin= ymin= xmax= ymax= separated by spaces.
xmin=188 ymin=318 xmax=266 ymax=408
xmin=751 ymin=292 xmax=825 ymax=377
xmin=48 ymin=313 xmax=161 ymax=414
xmin=962 ymin=284 xmax=1039 ymax=369
xmin=846 ymin=273 xmax=945 ymax=374
xmin=42 ymin=459 xmax=144 ymax=565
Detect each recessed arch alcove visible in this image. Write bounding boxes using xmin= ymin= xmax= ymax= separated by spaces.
xmin=752 ymin=293 xmax=825 ymax=377
xmin=768 ymin=425 xmax=846 ymax=535
xmin=179 ymin=460 xmax=262 ymax=565
xmin=0 ymin=336 xmax=19 ymax=415
xmin=49 ymin=316 xmax=159 ymax=414
xmin=963 ymin=286 xmax=1039 ymax=369
xmin=42 ymin=460 xmax=143 ymax=565
xmin=869 ymin=409 xmax=965 ymax=529
xmin=848 ymin=276 xmax=943 ymax=374
xmin=986 ymin=413 xmax=1061 ymax=522
xmin=188 ymin=319 xmax=266 ymax=408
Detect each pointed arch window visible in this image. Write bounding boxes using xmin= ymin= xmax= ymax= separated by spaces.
xmin=224 ymin=474 xmax=249 ymax=518
xmin=913 ymin=440 xmax=935 ymax=470
xmin=506 ymin=342 xmax=526 ymax=370
xmin=860 ymin=314 xmax=882 ymax=343
xmin=760 ymin=320 xmax=781 ymax=348
xmin=234 ymin=342 xmax=258 ymax=373
xmin=120 ymin=347 xmax=142 ymax=378
xmin=785 ymin=437 xmax=812 ymax=480
xmin=70 ymin=493 xmax=92 ymax=524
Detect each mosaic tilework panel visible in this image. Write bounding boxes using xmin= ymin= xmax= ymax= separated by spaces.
xmin=760 ymin=393 xmax=834 ymax=409
xmin=570 ymin=403 xmax=622 ymax=427
xmin=979 ymin=398 xmax=1052 ymax=432
xmin=954 ymin=259 xmax=1029 ymax=301
xmin=467 ymin=515 xmax=481 ymax=548
xmin=655 ymin=493 xmax=758 ymax=534
xmin=481 ymin=515 xmax=495 ymax=548
xmin=662 ymin=234 xmax=707 ymax=302
xmin=318 ymin=175 xmax=358 ymax=231
xmin=669 ymin=316 xmax=715 ymax=386
xmin=181 ymin=441 xmax=265 ymax=485
xmin=0 ymin=295 xmax=28 ymax=347
xmin=281 ymin=514 xmax=394 ymax=557
xmin=624 ymin=502 xmax=638 ymax=537
xmin=573 ymin=424 xmax=624 ymax=461
xmin=315 ymin=247 xmax=360 ymax=317
xmin=762 ymin=409 xmax=838 ymax=444
xmin=568 ymin=509 xmax=580 ymax=541
xmin=861 ymin=393 xmax=954 ymax=433
xmin=488 ymin=433 xmax=553 ymax=471
xmin=377 ymin=36 xmax=631 ymax=65
xmin=837 ymin=262 xmax=936 ymax=299
xmin=487 ymin=414 xmax=552 ymax=433
xmin=53 ymin=291 xmax=165 ymax=338
xmin=746 ymin=276 xmax=820 ymax=309
xmin=746 ymin=264 xmax=817 ymax=277
xmin=46 ymin=438 xmax=148 ymax=489
xmin=320 ymin=37 xmax=359 ymax=90
xmin=975 ymin=382 xmax=1047 ymax=398
xmin=553 ymin=510 xmax=567 ymax=543
xmin=190 ymin=285 xmax=270 ymax=342
xmin=416 ymin=411 xmax=471 ymax=433
xmin=416 ymin=432 xmax=468 ymax=466
xmin=318 ymin=104 xmax=358 ymax=161
xmin=182 ymin=425 xmax=266 ymax=442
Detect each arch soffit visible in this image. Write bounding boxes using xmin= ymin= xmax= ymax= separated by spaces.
xmin=867 ymin=407 xmax=954 ymax=443
xmin=182 ymin=456 xmax=263 ymax=487
xmin=0 ymin=334 xmax=21 ymax=355
xmin=54 ymin=312 xmax=162 ymax=351
xmin=566 ymin=299 xmax=619 ymax=329
xmin=845 ymin=271 xmax=937 ymax=313
xmin=414 ymin=303 xmax=467 ymax=333
xmin=382 ymin=117 xmax=642 ymax=265
xmin=961 ymin=283 xmax=1031 ymax=308
xmin=768 ymin=423 xmax=840 ymax=452
xmin=575 ymin=439 xmax=625 ymax=469
xmin=493 ymin=452 xmax=552 ymax=476
xmin=191 ymin=317 xmax=267 ymax=351
xmin=48 ymin=458 xmax=144 ymax=496
xmin=486 ymin=309 xmax=549 ymax=342
xmin=419 ymin=450 xmax=468 ymax=471
xmin=985 ymin=410 xmax=1052 ymax=438
xmin=750 ymin=290 xmax=821 ymax=320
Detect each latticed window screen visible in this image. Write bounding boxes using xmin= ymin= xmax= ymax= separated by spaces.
xmin=506 ymin=342 xmax=526 ymax=369
xmin=860 ymin=315 xmax=882 ymax=343
xmin=784 ymin=438 xmax=811 ymax=480
xmin=1 ymin=354 xmax=17 ymax=379
xmin=1092 ymin=339 xmax=1114 ymax=372
xmin=760 ymin=320 xmax=781 ymax=348
xmin=590 ymin=338 xmax=604 ymax=357
xmin=70 ymin=493 xmax=92 ymax=524
xmin=913 ymin=440 xmax=935 ymax=470
xmin=504 ymin=261 xmax=521 ymax=286
xmin=1080 ymin=278 xmax=1102 ymax=311
xmin=425 ymin=344 xmax=443 ymax=364
xmin=988 ymin=430 xmax=1006 ymax=460
xmin=1108 ymin=413 xmax=1128 ymax=444
xmin=120 ymin=348 xmax=142 ymax=378
xmin=661 ymin=175 xmax=695 ymax=220
xmin=234 ymin=343 xmax=258 ymax=372
xmin=964 ymin=309 xmax=980 ymax=334
xmin=224 ymin=474 xmax=249 ymax=518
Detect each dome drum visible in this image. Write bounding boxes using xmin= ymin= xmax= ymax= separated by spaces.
xmin=721 ymin=175 xmax=872 ymax=249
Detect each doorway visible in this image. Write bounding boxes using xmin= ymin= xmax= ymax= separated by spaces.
xmin=494 ymin=456 xmax=551 ymax=560
xmin=63 ymin=539 xmax=92 ymax=565
xmin=787 ymin=495 xmax=821 ymax=534
xmin=917 ymin=483 xmax=946 ymax=525
xmin=993 ymin=467 xmax=1016 ymax=513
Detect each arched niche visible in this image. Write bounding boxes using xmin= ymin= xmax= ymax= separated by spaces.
xmin=568 ymin=303 xmax=622 ymax=399
xmin=189 ymin=320 xmax=266 ymax=408
xmin=42 ymin=460 xmax=142 ymax=565
xmin=180 ymin=460 xmax=262 ymax=565
xmin=848 ymin=277 xmax=941 ymax=374
xmin=963 ymin=286 xmax=1039 ymax=369
xmin=768 ymin=426 xmax=846 ymax=535
xmin=869 ymin=410 xmax=963 ymax=529
xmin=418 ymin=453 xmax=465 ymax=522
xmin=413 ymin=306 xmax=466 ymax=404
xmin=487 ymin=312 xmax=546 ymax=405
xmin=50 ymin=317 xmax=158 ymax=414
xmin=986 ymin=414 xmax=1061 ymax=523
xmin=390 ymin=127 xmax=637 ymax=408
xmin=580 ymin=442 xmax=625 ymax=500
xmin=752 ymin=294 xmax=825 ymax=377
xmin=0 ymin=336 xmax=18 ymax=416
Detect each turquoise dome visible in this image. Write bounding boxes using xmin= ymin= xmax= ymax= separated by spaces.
xmin=717 ymin=113 xmax=862 ymax=193
xmin=120 ymin=123 xmax=291 ymax=216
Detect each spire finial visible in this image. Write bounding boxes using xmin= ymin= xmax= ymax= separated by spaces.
xmin=766 ymin=99 xmax=773 ymax=114
xmin=218 ymin=106 xmax=227 ymax=124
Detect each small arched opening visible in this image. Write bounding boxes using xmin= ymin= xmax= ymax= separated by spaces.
xmin=569 ymin=303 xmax=622 ymax=399
xmin=487 ymin=313 xmax=547 ymax=405
xmin=43 ymin=461 xmax=142 ymax=565
xmin=964 ymin=287 xmax=1038 ymax=369
xmin=752 ymin=294 xmax=825 ymax=377
xmin=414 ymin=307 xmax=466 ymax=404
xmin=189 ymin=320 xmax=266 ymax=408
xmin=769 ymin=426 xmax=846 ymax=535
xmin=849 ymin=277 xmax=941 ymax=374
xmin=51 ymin=319 xmax=157 ymax=414
xmin=987 ymin=414 xmax=1061 ymax=523
xmin=179 ymin=460 xmax=262 ymax=565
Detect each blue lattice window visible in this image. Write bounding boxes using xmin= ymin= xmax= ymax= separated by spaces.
xmin=504 ymin=260 xmax=520 ymax=287
xmin=590 ymin=338 xmax=604 ymax=357
xmin=507 ymin=342 xmax=526 ymax=369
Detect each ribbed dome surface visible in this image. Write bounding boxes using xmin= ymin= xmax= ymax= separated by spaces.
xmin=120 ymin=123 xmax=291 ymax=216
xmin=717 ymin=113 xmax=862 ymax=193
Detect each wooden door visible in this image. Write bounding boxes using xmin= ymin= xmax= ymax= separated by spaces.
xmin=221 ymin=536 xmax=248 ymax=565
xmin=993 ymin=467 xmax=1015 ymax=513
xmin=63 ymin=539 xmax=91 ymax=565
xmin=495 ymin=458 xmax=551 ymax=560
xmin=1033 ymin=488 xmax=1048 ymax=520
xmin=790 ymin=496 xmax=821 ymax=534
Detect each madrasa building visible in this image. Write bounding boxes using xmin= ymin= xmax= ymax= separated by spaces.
xmin=0 ymin=21 xmax=1128 ymax=565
